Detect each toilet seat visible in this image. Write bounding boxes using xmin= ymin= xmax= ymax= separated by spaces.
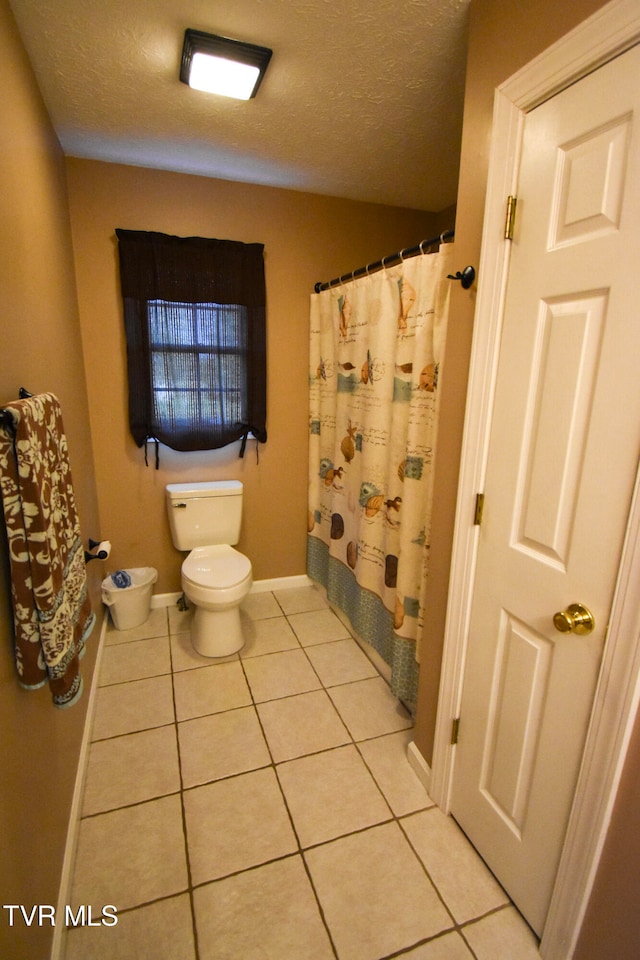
xmin=182 ymin=544 xmax=252 ymax=590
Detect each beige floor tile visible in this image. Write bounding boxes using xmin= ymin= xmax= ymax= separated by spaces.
xmin=170 ymin=631 xmax=209 ymax=672
xmin=91 ymin=675 xmax=175 ymax=740
xmin=278 ymin=745 xmax=391 ymax=847
xmin=305 ymin=822 xmax=452 ymax=960
xmin=358 ymin=730 xmax=433 ymax=816
xmin=462 ymin=906 xmax=540 ymax=959
xmin=168 ymin=602 xmax=192 ymax=635
xmin=183 ymin=767 xmax=298 ymax=884
xmin=400 ymin=931 xmax=476 ymax=959
xmin=239 ymin=615 xmax=300 ymax=658
xmin=63 ymin=893 xmax=196 ymax=960
xmin=194 ymin=856 xmax=335 ymax=960
xmin=402 ymin=808 xmax=509 ymax=924
xmin=257 ymin=689 xmax=351 ymax=762
xmin=105 ymin=606 xmax=168 ymax=645
xmin=305 ymin=638 xmax=379 ymax=685
xmin=328 ymin=676 xmax=413 ymax=740
xmin=169 ymin=631 xmax=238 ymax=672
xmin=241 ymin=590 xmax=282 ymax=620
xmin=98 ymin=635 xmax=171 ymax=686
xmin=273 ymin=584 xmax=328 ymax=615
xmin=178 ymin=706 xmax=271 ymax=787
xmin=173 ymin=661 xmax=252 ymax=721
xmin=288 ymin=608 xmax=352 ymax=646
xmin=70 ymin=795 xmax=188 ymax=911
xmin=82 ymin=725 xmax=180 ymax=815
xmin=242 ymin=649 xmax=322 ymax=702
xmin=63 ymin=585 xmax=528 ymax=960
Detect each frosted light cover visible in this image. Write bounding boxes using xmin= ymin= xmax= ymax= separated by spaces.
xmin=189 ymin=53 xmax=261 ymax=100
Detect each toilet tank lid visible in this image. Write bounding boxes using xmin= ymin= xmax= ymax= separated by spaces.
xmin=166 ymin=481 xmax=243 ymax=499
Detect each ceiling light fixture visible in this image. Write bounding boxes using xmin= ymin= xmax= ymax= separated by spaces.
xmin=180 ymin=29 xmax=272 ymax=100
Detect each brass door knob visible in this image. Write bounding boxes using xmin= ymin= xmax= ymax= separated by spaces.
xmin=553 ymin=603 xmax=595 ymax=635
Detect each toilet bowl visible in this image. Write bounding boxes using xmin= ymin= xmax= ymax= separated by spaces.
xmin=166 ymin=480 xmax=252 ymax=657
xmin=181 ymin=545 xmax=252 ymax=656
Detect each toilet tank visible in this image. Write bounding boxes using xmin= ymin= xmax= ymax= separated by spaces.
xmin=166 ymin=481 xmax=243 ymax=550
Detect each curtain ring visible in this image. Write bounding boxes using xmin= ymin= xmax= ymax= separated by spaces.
xmin=399 ymin=248 xmax=407 ymax=262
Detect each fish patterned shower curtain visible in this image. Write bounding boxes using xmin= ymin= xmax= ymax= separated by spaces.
xmin=307 ymin=244 xmax=454 ymax=712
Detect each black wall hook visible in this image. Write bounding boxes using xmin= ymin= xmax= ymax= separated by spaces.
xmin=447 ymin=265 xmax=476 ymax=289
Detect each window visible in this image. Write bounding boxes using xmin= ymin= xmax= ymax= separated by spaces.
xmin=116 ymin=229 xmax=267 ymax=462
xmin=148 ymin=300 xmax=248 ymax=432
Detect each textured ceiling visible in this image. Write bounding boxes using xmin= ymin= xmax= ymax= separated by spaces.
xmin=9 ymin=0 xmax=470 ymax=211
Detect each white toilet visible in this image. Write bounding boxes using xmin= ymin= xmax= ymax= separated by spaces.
xmin=166 ymin=480 xmax=252 ymax=657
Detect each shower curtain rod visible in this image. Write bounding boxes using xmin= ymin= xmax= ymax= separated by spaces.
xmin=314 ymin=228 xmax=454 ymax=293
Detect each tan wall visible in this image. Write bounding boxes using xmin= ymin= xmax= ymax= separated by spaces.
xmin=411 ymin=0 xmax=640 ymax=956
xmin=574 ymin=715 xmax=640 ymax=959
xmin=65 ymin=159 xmax=443 ymax=593
xmin=0 ymin=2 xmax=103 ymax=958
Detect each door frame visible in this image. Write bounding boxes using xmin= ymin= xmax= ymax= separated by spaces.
xmin=429 ymin=2 xmax=640 ymax=957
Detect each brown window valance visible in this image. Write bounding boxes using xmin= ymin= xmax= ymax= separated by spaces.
xmin=116 ymin=229 xmax=267 ymax=459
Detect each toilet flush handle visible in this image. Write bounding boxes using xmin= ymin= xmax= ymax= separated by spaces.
xmin=173 ymin=502 xmax=187 ymax=508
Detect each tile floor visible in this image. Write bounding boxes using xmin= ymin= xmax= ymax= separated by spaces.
xmin=63 ymin=584 xmax=541 ymax=960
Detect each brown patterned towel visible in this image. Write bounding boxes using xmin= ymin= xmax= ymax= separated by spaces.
xmin=0 ymin=393 xmax=95 ymax=707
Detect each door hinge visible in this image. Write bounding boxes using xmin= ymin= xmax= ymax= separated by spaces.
xmin=504 ymin=195 xmax=517 ymax=240
xmin=474 ymin=493 xmax=485 ymax=526
xmin=451 ymin=717 xmax=461 ymax=745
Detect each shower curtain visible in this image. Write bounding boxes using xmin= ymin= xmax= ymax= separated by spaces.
xmin=307 ymin=243 xmax=454 ymax=713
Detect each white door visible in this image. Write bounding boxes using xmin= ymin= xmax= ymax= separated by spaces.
xmin=450 ymin=44 xmax=640 ymax=936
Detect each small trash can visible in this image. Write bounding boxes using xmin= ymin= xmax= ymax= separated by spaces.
xmin=101 ymin=567 xmax=158 ymax=630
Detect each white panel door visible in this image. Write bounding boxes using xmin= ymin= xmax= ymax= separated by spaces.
xmin=450 ymin=44 xmax=640 ymax=936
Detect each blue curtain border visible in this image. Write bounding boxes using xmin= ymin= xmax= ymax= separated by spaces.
xmin=307 ymin=535 xmax=418 ymax=714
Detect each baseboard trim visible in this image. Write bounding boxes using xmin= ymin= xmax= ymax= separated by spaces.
xmin=407 ymin=740 xmax=432 ymax=796
xmin=51 ymin=614 xmax=109 ymax=960
xmin=151 ymin=591 xmax=182 ymax=608
xmin=250 ymin=573 xmax=314 ymax=593
xmin=150 ymin=573 xmax=314 ymax=608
